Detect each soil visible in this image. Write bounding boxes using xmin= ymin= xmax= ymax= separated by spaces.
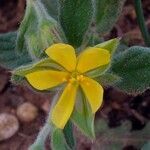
xmin=0 ymin=0 xmax=150 ymax=150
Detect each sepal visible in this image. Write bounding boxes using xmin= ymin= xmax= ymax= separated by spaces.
xmin=85 ymin=38 xmax=120 ymax=78
xmin=71 ymin=88 xmax=95 ymax=138
xmin=50 ymin=123 xmax=71 ymax=150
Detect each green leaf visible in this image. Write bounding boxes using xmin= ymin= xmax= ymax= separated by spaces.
xmin=13 ymin=58 xmax=65 ymax=77
xmin=16 ymin=0 xmax=36 ymax=53
xmin=11 ymin=75 xmax=25 ymax=85
xmin=12 ymin=57 xmax=67 ymax=84
xmin=71 ymin=89 xmax=95 ymax=138
xmin=94 ymin=72 xmax=121 ymax=86
xmin=110 ymin=46 xmax=150 ymax=93
xmin=0 ymin=32 xmax=31 ymax=69
xmin=42 ymin=0 xmax=58 ymax=20
xmin=63 ymin=121 xmax=76 ymax=150
xmin=51 ymin=125 xmax=70 ymax=150
xmin=16 ymin=0 xmax=64 ymax=59
xmin=142 ymin=142 xmax=150 ymax=150
xmin=0 ymin=31 xmax=16 ymax=42
xmin=29 ymin=145 xmax=44 ymax=150
xmin=95 ymin=0 xmax=125 ymax=36
xmin=114 ymin=41 xmax=129 ymax=54
xmin=59 ymin=0 xmax=93 ymax=48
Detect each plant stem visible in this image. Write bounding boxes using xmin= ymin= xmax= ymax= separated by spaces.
xmin=134 ymin=0 xmax=150 ymax=47
xmin=29 ymin=93 xmax=59 ymax=150
xmin=29 ymin=123 xmax=51 ymax=150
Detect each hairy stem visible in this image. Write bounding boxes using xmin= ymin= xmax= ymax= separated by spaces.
xmin=29 ymin=123 xmax=51 ymax=150
xmin=29 ymin=93 xmax=59 ymax=150
xmin=134 ymin=0 xmax=150 ymax=46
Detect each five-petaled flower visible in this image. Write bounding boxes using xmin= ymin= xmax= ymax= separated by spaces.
xmin=25 ymin=43 xmax=110 ymax=129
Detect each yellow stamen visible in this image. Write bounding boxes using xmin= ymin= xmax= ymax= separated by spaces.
xmin=77 ymin=75 xmax=84 ymax=82
xmin=68 ymin=77 xmax=76 ymax=83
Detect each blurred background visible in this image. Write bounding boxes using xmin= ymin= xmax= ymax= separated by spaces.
xmin=0 ymin=0 xmax=150 ymax=150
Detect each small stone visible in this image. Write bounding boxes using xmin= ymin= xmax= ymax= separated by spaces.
xmin=17 ymin=102 xmax=38 ymax=123
xmin=0 ymin=113 xmax=19 ymax=141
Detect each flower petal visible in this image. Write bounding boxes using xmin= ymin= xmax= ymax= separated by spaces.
xmin=26 ymin=70 xmax=69 ymax=90
xmin=51 ymin=83 xmax=78 ymax=129
xmin=80 ymin=76 xmax=103 ymax=113
xmin=45 ymin=43 xmax=77 ymax=72
xmin=77 ymin=47 xmax=110 ymax=73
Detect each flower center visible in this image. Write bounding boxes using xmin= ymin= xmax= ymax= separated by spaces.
xmin=62 ymin=72 xmax=85 ymax=84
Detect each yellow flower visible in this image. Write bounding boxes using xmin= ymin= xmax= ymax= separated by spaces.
xmin=25 ymin=43 xmax=110 ymax=129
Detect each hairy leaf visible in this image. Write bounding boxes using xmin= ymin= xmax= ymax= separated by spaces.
xmin=59 ymin=0 xmax=93 ymax=48
xmin=95 ymin=0 xmax=125 ymax=36
xmin=110 ymin=46 xmax=150 ymax=93
xmin=94 ymin=73 xmax=121 ymax=86
xmin=42 ymin=0 xmax=58 ymax=20
xmin=13 ymin=58 xmax=65 ymax=77
xmin=0 ymin=32 xmax=31 ymax=69
xmin=16 ymin=0 xmax=64 ymax=59
xmin=142 ymin=142 xmax=150 ymax=150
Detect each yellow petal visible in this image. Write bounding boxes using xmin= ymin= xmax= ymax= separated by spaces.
xmin=51 ymin=82 xmax=78 ymax=129
xmin=80 ymin=76 xmax=103 ymax=113
xmin=77 ymin=47 xmax=110 ymax=73
xmin=45 ymin=43 xmax=77 ymax=72
xmin=26 ymin=70 xmax=69 ymax=90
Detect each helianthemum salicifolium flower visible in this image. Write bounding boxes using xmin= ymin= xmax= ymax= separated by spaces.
xmin=15 ymin=43 xmax=110 ymax=129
